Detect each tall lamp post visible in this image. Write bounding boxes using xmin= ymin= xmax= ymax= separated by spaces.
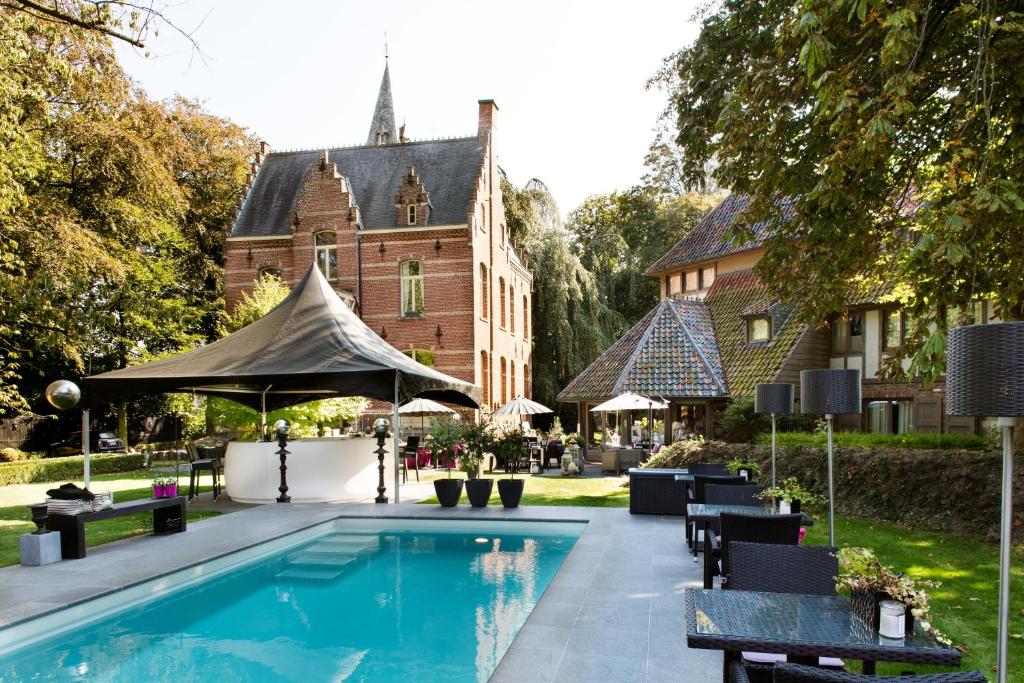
xmin=274 ymin=419 xmax=291 ymax=503
xmin=800 ymin=369 xmax=861 ymax=545
xmin=946 ymin=321 xmax=1023 ymax=683
xmin=373 ymin=418 xmax=390 ymax=504
xmin=755 ymin=383 xmax=794 ymax=487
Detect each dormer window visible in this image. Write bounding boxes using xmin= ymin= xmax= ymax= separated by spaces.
xmin=747 ymin=316 xmax=771 ymax=343
xmin=315 ymin=231 xmax=337 ymax=281
xmin=407 ymin=205 xmax=417 ymax=225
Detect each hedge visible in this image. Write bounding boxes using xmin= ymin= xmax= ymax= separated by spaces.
xmin=754 ymin=431 xmax=990 ymax=451
xmin=0 ymin=453 xmax=145 ymax=486
xmin=645 ymin=440 xmax=1023 ymax=542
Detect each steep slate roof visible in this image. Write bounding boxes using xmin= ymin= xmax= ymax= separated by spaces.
xmin=645 ymin=194 xmax=795 ymax=275
xmin=557 ymin=299 xmax=727 ymax=402
xmin=231 ymin=137 xmax=482 ymax=237
xmin=366 ymin=63 xmax=398 ymax=145
xmin=704 ymin=269 xmax=806 ymax=396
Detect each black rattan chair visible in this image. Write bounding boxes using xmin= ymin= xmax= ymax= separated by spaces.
xmin=706 ymin=484 xmax=764 ymax=507
xmin=186 ymin=442 xmax=220 ymax=502
xmin=706 ymin=512 xmax=802 ymax=587
xmin=689 ymin=462 xmax=730 ymax=476
xmin=544 ymin=441 xmax=565 ymax=470
xmin=770 ymin=662 xmax=984 ymax=683
xmin=688 ymin=475 xmax=748 ymax=551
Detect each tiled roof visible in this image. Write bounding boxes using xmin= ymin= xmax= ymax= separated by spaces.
xmin=557 ymin=299 xmax=727 ymax=402
xmin=645 ymin=194 xmax=795 ymax=275
xmin=704 ymin=270 xmax=807 ymax=396
xmin=231 ymin=137 xmax=482 ymax=236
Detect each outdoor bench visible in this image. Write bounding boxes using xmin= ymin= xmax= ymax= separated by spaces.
xmin=628 ymin=468 xmax=690 ymax=515
xmin=44 ymin=496 xmax=187 ymax=560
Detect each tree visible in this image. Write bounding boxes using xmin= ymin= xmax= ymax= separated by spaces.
xmin=567 ymin=187 xmax=718 ymax=327
xmin=655 ymin=0 xmax=1024 ymax=380
xmin=0 ymin=10 xmax=255 ymax=424
xmin=502 ymin=177 xmax=622 ymax=426
xmin=226 ymin=272 xmax=291 ymax=332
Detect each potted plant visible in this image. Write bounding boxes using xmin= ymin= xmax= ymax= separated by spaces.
xmin=459 ymin=422 xmax=493 ymax=507
xmin=837 ymin=547 xmax=948 ymax=643
xmin=755 ymin=477 xmax=824 ymax=513
xmin=726 ymin=458 xmax=762 ymax=482
xmin=494 ymin=427 xmax=526 ymax=507
xmin=152 ymin=478 xmax=165 ymax=498
xmin=164 ymin=478 xmax=178 ymax=497
xmin=428 ymin=417 xmax=464 ymax=507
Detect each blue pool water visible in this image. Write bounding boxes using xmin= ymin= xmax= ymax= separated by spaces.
xmin=0 ymin=520 xmax=582 ymax=682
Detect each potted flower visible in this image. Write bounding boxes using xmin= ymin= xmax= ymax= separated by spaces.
xmin=726 ymin=458 xmax=762 ymax=482
xmin=164 ymin=478 xmax=178 ymax=498
xmin=428 ymin=417 xmax=464 ymax=507
xmin=837 ymin=547 xmax=947 ymax=643
xmin=755 ymin=477 xmax=824 ymax=513
xmin=494 ymin=427 xmax=526 ymax=508
xmin=152 ymin=478 xmax=165 ymax=498
xmin=459 ymin=422 xmax=493 ymax=507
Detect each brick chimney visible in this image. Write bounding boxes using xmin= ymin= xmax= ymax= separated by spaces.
xmin=477 ymin=99 xmax=498 ymax=144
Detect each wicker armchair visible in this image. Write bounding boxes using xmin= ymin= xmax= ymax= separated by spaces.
xmin=617 ymin=448 xmax=643 ymax=472
xmin=705 ymin=512 xmax=802 ymax=587
xmin=703 ymin=485 xmax=765 ymax=537
xmin=728 ymin=662 xmax=987 ymax=683
xmin=728 ymin=542 xmax=838 ymax=596
xmin=687 ymin=475 xmax=747 ymax=551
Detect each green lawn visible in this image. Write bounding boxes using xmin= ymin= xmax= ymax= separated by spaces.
xmin=417 ymin=472 xmax=631 ymax=507
xmin=0 ymin=470 xmax=220 ymax=567
xmin=419 ymin=474 xmax=1019 ymax=681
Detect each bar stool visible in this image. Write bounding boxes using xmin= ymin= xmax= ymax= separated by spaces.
xmin=186 ymin=443 xmax=221 ymax=501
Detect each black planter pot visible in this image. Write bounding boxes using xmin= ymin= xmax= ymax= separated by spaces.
xmin=433 ymin=479 xmax=464 ymax=508
xmin=465 ymin=478 xmax=494 ymax=507
xmin=791 ymin=499 xmax=801 ymax=514
xmin=497 ymin=479 xmax=525 ymax=508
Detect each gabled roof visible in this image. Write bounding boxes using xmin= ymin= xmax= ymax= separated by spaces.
xmin=704 ymin=269 xmax=806 ymax=396
xmin=231 ymin=137 xmax=482 ymax=237
xmin=557 ymin=298 xmax=727 ymax=402
xmin=645 ymin=194 xmax=795 ymax=275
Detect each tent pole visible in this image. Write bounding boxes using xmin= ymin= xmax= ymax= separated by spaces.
xmin=82 ymin=409 xmax=91 ymax=489
xmin=260 ymin=385 xmax=272 ymax=440
xmin=393 ymin=374 xmax=400 ymax=505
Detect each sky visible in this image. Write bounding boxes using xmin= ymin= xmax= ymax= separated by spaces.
xmin=116 ymin=0 xmax=703 ymax=216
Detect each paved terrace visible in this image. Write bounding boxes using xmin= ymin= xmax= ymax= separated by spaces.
xmin=0 ymin=502 xmax=718 ymax=683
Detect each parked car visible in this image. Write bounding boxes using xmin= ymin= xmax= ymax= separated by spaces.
xmin=47 ymin=431 xmax=126 ymax=458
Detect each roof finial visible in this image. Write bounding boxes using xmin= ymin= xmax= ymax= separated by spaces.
xmin=384 ymin=32 xmax=388 ymax=61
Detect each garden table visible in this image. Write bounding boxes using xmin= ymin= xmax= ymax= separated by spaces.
xmin=687 ymin=503 xmax=814 ymax=579
xmin=684 ymin=589 xmax=961 ymax=681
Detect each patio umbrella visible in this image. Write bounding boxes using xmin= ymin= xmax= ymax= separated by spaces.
xmin=491 ymin=395 xmax=554 ymax=418
xmin=398 ymin=397 xmax=455 ymax=434
xmin=591 ymin=392 xmax=667 ymax=445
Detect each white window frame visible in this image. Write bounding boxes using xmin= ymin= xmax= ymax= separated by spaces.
xmin=407 ymin=205 xmax=417 ymax=225
xmin=315 ymin=231 xmax=337 ymax=281
xmin=400 ymin=260 xmax=424 ymax=316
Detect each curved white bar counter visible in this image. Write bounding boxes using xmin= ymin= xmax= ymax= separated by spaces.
xmin=225 ymin=437 xmax=395 ymax=504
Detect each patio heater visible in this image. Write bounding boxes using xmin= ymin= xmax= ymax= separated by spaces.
xmin=946 ymin=321 xmax=1023 ymax=683
xmin=800 ymin=369 xmax=861 ymax=545
xmin=755 ymin=383 xmax=794 ymax=487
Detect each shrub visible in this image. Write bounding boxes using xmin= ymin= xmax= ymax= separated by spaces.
xmin=0 ymin=453 xmax=145 ymax=486
xmin=0 ymin=448 xmax=23 ymax=462
xmin=756 ymin=431 xmax=990 ymax=451
xmin=720 ymin=397 xmax=816 ymax=443
xmin=645 ymin=439 xmax=1022 ymax=541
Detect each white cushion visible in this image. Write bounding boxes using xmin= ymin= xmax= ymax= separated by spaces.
xmin=741 ymin=653 xmax=844 ymax=668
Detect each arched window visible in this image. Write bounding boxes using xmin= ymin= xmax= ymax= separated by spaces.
xmin=523 ymin=364 xmax=530 ymax=397
xmin=258 ymin=266 xmax=282 ymax=280
xmin=510 ymin=286 xmax=515 ymax=334
xmin=479 ymin=264 xmax=488 ymax=319
xmin=523 ymin=295 xmax=529 ymax=339
xmin=400 ymin=261 xmax=424 ymax=316
xmin=480 ymin=350 xmax=490 ymax=407
xmin=315 ymin=231 xmax=337 ymax=280
xmin=500 ymin=357 xmax=507 ymax=405
xmin=510 ymin=361 xmax=516 ymax=399
xmin=499 ymin=277 xmax=506 ymax=328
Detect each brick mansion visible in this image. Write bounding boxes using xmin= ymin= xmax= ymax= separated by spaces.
xmin=224 ymin=63 xmax=532 ymax=411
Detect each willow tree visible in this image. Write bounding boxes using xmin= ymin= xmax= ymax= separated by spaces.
xmin=656 ymin=0 xmax=1024 ymax=380
xmin=502 ymin=177 xmax=622 ymax=425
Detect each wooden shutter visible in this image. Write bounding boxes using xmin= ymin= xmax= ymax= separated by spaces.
xmin=914 ymin=394 xmax=941 ymax=433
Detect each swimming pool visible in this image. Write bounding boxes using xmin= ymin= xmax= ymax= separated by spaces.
xmin=0 ymin=518 xmax=584 ymax=682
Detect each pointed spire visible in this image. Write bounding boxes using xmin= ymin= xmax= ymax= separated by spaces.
xmin=367 ymin=61 xmax=397 ymax=146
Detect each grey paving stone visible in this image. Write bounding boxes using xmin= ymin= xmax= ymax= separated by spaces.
xmin=511 ymin=623 xmax=572 ymax=651
xmin=490 ymin=645 xmax=563 ymax=682
xmin=553 ymin=652 xmax=646 ymax=683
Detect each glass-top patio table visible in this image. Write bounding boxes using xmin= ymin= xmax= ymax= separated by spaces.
xmin=684 ymin=589 xmax=961 ymax=680
xmin=687 ymin=504 xmax=815 ymax=583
